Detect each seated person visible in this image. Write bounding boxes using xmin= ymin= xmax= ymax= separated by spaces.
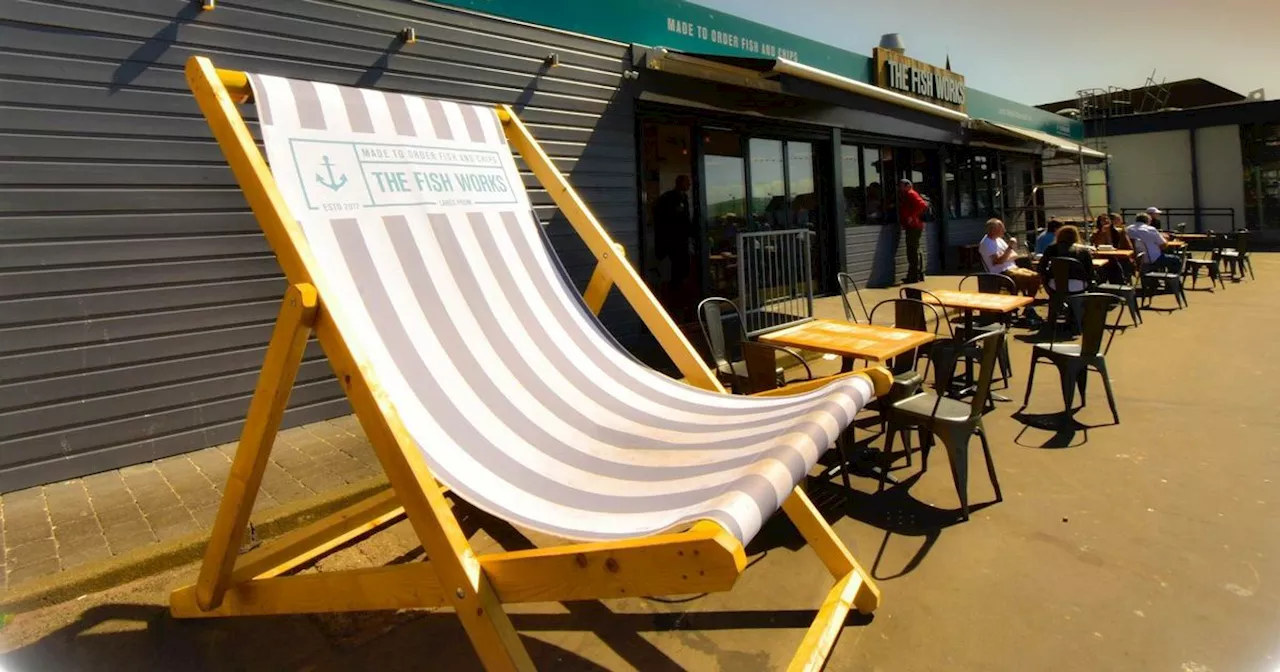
xmin=1035 ymin=219 xmax=1062 ymax=255
xmin=1037 ymin=224 xmax=1094 ymax=293
xmin=1090 ymin=214 xmax=1113 ymax=247
xmin=1127 ymin=213 xmax=1179 ymax=273
xmin=1108 ymin=212 xmax=1133 ymax=250
xmin=979 ymin=218 xmax=1043 ymax=321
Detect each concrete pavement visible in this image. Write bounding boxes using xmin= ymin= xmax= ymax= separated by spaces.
xmin=1 ymin=256 xmax=1278 ymax=671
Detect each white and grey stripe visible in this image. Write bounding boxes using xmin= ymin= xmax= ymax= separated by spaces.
xmin=246 ymin=73 xmax=878 ymax=544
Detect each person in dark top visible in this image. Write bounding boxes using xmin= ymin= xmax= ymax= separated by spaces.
xmin=653 ymin=175 xmax=693 ymax=293
xmin=1037 ymin=224 xmax=1094 ymax=293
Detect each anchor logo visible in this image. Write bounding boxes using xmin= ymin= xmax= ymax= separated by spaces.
xmin=315 ymin=155 xmax=348 ymax=191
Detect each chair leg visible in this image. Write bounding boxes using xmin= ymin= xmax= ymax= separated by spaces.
xmin=878 ymin=424 xmax=898 ymax=493
xmin=1058 ymin=365 xmax=1078 ymax=428
xmin=1022 ymin=355 xmax=1041 ymax=408
xmin=938 ymin=430 xmax=971 ymax=521
xmin=1096 ymin=360 xmax=1120 ymax=425
xmin=975 ymin=424 xmax=1002 ymax=504
xmin=1076 ymin=368 xmax=1088 ymax=408
xmin=1246 ymin=257 xmax=1255 ymax=280
xmin=1128 ymin=293 xmax=1142 ymax=326
xmin=997 ymin=342 xmax=1013 ymax=390
xmin=835 ymin=431 xmax=853 ymax=492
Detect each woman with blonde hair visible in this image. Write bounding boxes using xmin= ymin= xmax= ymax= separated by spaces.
xmin=1037 ymin=224 xmax=1094 ymax=293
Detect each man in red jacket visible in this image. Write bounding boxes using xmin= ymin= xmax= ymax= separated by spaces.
xmin=898 ymin=178 xmax=928 ymax=283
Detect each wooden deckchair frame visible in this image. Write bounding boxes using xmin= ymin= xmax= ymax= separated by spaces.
xmin=171 ymin=55 xmax=892 ymax=671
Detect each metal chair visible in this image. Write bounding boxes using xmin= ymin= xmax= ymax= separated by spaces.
xmin=900 ymin=286 xmax=1011 ymax=392
xmin=866 ymin=297 xmax=946 ymax=467
xmin=836 ymin=271 xmax=870 ymax=323
xmin=696 ymin=297 xmax=811 ymax=394
xmin=1180 ymin=235 xmax=1226 ymax=291
xmin=1021 ymin=292 xmax=1123 ymax=429
xmin=1220 ymin=229 xmax=1255 ymax=281
xmin=1045 ymin=256 xmax=1090 ymax=333
xmin=1136 ymin=250 xmax=1187 ymax=310
xmin=880 ymin=329 xmax=1006 ymax=521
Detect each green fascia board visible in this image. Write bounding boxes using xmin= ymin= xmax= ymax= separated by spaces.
xmin=428 ymin=0 xmax=1083 ymax=140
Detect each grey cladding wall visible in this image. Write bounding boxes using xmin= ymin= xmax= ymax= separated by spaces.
xmin=0 ymin=0 xmax=640 ymax=492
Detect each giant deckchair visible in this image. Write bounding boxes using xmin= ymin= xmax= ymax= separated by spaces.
xmin=171 ymin=55 xmax=892 ymax=671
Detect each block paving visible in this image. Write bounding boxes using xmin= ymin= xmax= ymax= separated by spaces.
xmin=0 ymin=416 xmax=380 ymax=594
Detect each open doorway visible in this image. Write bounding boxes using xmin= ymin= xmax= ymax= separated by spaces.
xmin=640 ymin=121 xmax=699 ymax=324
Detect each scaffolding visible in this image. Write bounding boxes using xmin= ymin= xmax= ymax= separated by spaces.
xmin=998 ymin=149 xmax=1109 ymax=242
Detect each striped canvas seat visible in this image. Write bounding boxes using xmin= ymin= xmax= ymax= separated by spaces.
xmin=247 ymin=74 xmax=879 ymax=546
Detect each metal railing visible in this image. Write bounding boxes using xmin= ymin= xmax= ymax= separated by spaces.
xmin=1119 ymin=207 xmax=1236 ymax=232
xmin=736 ymin=229 xmax=815 ymax=337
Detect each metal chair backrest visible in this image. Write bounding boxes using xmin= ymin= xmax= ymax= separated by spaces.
xmin=1048 ymin=256 xmax=1087 ymax=295
xmin=900 ymin=287 xmax=956 ymax=338
xmin=836 ymin=272 xmax=868 ymax=323
xmin=1075 ymin=292 xmax=1122 ymax=357
xmin=966 ymin=328 xmax=1005 ymax=419
xmin=1234 ymin=229 xmax=1251 ymax=255
xmin=696 ymin=297 xmax=742 ymax=373
xmin=959 ymin=273 xmax=1016 ymax=295
xmin=868 ymin=298 xmax=942 ymax=378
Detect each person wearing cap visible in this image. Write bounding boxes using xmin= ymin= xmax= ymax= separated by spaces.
xmin=897 ymin=178 xmax=928 ymax=283
xmin=1145 ymin=206 xmax=1164 ymax=231
xmin=1127 ymin=213 xmax=1179 ymax=272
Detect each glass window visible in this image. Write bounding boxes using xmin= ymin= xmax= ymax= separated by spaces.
xmin=957 ymin=154 xmax=976 ymax=218
xmin=749 ymin=138 xmax=786 ymax=231
xmin=974 ymin=154 xmax=992 ymax=216
xmin=863 ymin=147 xmax=886 ymax=224
xmin=787 ymin=141 xmax=817 ymax=230
xmin=944 ymin=166 xmax=959 ymax=220
xmin=840 ymin=145 xmax=865 ymax=226
xmin=702 ymin=130 xmax=746 ymax=264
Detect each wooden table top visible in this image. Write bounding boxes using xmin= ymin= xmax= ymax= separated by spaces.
xmin=919 ymin=289 xmax=1034 ymax=313
xmin=1172 ymin=233 xmax=1212 ymax=240
xmin=1092 ymin=248 xmax=1135 ymax=258
xmin=1164 ymin=239 xmax=1188 ymax=249
xmin=1091 ymin=258 xmax=1111 ymax=268
xmin=760 ymin=319 xmax=935 ymax=363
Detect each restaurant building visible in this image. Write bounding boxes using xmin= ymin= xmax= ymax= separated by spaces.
xmin=0 ymin=0 xmax=1091 ymax=491
xmin=1041 ymin=81 xmax=1280 ymax=241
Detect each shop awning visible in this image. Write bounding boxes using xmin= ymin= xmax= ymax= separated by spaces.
xmin=636 ymin=48 xmax=970 ymax=124
xmin=968 ymin=119 xmax=1107 ymax=159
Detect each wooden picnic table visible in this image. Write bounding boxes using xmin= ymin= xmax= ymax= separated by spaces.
xmin=917 ymin=290 xmax=1032 ymax=400
xmin=760 ymin=319 xmax=935 ymax=371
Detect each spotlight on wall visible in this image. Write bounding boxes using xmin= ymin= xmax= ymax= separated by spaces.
xmin=545 ymin=53 xmax=561 ymax=68
xmin=201 ymin=0 xmax=215 ymax=10
xmin=400 ymin=27 xmax=417 ymax=44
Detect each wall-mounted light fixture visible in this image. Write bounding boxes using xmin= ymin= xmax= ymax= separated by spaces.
xmin=201 ymin=0 xmax=215 ymax=10
xmin=400 ymin=27 xmax=417 ymax=44
xmin=545 ymin=53 xmax=561 ymax=68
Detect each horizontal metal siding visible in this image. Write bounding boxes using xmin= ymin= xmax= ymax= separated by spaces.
xmin=0 ymin=0 xmax=640 ymax=492
xmin=842 ymin=225 xmax=902 ymax=288
xmin=1041 ymin=162 xmax=1087 ymax=220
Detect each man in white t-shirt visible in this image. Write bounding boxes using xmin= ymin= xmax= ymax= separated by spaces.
xmin=978 ymin=218 xmax=1042 ymax=320
xmin=1127 ymin=213 xmax=1179 ymax=272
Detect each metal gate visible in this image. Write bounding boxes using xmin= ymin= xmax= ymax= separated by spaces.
xmin=736 ymin=229 xmax=815 ymax=337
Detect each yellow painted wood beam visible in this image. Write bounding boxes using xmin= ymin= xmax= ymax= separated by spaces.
xmin=481 ymin=521 xmax=745 ymax=603
xmin=194 ymin=283 xmax=317 ymax=611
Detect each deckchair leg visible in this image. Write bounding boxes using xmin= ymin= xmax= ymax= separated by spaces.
xmin=194 ymin=283 xmax=317 ymax=611
xmin=781 ymin=486 xmax=880 ymax=671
